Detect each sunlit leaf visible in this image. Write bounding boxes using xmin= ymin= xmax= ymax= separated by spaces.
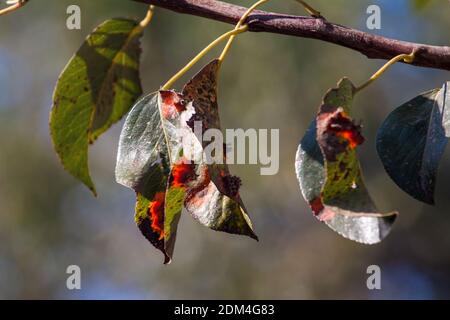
xmin=116 ymin=60 xmax=257 ymax=263
xmin=181 ymin=60 xmax=257 ymax=240
xmin=115 ymin=91 xmax=189 ymax=263
xmin=115 ymin=92 xmax=171 ymax=262
xmin=295 ymin=78 xmax=397 ymax=244
xmin=51 ymin=18 xmax=144 ymax=195
xmin=377 ymin=82 xmax=450 ymax=204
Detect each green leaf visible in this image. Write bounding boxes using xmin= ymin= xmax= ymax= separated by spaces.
xmin=50 ymin=18 xmax=144 ymax=195
xmin=116 ymin=60 xmax=257 ymax=263
xmin=412 ymin=0 xmax=433 ymax=9
xmin=376 ymin=82 xmax=450 ymax=204
xmin=410 ymin=0 xmax=449 ymax=10
xmin=295 ymin=78 xmax=397 ymax=244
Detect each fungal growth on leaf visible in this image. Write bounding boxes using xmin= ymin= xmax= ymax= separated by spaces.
xmin=116 ymin=60 xmax=257 ymax=263
xmin=148 ymin=191 xmax=166 ymax=240
xmin=295 ymin=78 xmax=397 ymax=244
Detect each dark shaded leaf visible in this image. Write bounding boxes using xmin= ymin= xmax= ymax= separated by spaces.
xmin=296 ymin=78 xmax=397 ymax=244
xmin=376 ymin=82 xmax=450 ymax=204
xmin=116 ymin=60 xmax=257 ymax=263
xmin=51 ymin=18 xmax=144 ymax=195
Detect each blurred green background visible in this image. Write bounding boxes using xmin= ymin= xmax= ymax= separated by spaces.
xmin=1 ymin=0 xmax=450 ymax=299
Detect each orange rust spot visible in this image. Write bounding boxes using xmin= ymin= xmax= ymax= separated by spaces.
xmin=160 ymin=91 xmax=174 ymax=104
xmin=337 ymin=130 xmax=364 ymax=149
xmin=148 ymin=192 xmax=165 ymax=240
xmin=171 ymin=162 xmax=195 ymax=188
xmin=327 ymin=111 xmax=365 ymax=149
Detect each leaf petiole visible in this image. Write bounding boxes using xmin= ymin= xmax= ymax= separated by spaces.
xmin=355 ymin=50 xmax=416 ymax=94
xmin=139 ymin=5 xmax=154 ymax=28
xmin=218 ymin=0 xmax=270 ymax=65
xmin=161 ymin=25 xmax=248 ymax=90
xmin=295 ymin=0 xmax=323 ymax=19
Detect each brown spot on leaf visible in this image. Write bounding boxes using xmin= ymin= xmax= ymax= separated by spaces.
xmin=222 ymin=174 xmax=242 ymax=198
xmin=185 ymin=165 xmax=212 ymax=204
xmin=327 ymin=111 xmax=364 ymax=149
xmin=318 ymin=108 xmax=365 ymax=161
xmin=170 ymin=161 xmax=196 ymax=188
xmin=310 ymin=197 xmax=324 ymax=215
xmin=160 ymin=91 xmax=186 ymax=119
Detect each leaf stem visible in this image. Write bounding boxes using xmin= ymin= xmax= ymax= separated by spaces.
xmin=355 ymin=51 xmax=416 ymax=94
xmin=295 ymin=0 xmax=323 ymax=18
xmin=139 ymin=5 xmax=155 ymax=28
xmin=161 ymin=25 xmax=248 ymax=90
xmin=0 ymin=0 xmax=28 ymax=16
xmin=218 ymin=0 xmax=270 ymax=66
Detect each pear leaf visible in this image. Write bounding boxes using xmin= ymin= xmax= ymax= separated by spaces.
xmin=377 ymin=82 xmax=450 ymax=204
xmin=51 ymin=18 xmax=144 ymax=195
xmin=116 ymin=60 xmax=257 ymax=263
xmin=296 ymin=78 xmax=397 ymax=244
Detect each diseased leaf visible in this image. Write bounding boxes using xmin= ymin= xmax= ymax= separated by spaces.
xmin=376 ymin=82 xmax=450 ymax=204
xmin=51 ymin=18 xmax=144 ymax=195
xmin=295 ymin=78 xmax=397 ymax=244
xmin=181 ymin=60 xmax=257 ymax=240
xmin=116 ymin=60 xmax=257 ymax=263
xmin=116 ymin=93 xmax=172 ymax=262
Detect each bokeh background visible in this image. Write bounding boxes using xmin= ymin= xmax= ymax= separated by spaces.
xmin=1 ymin=0 xmax=450 ymax=299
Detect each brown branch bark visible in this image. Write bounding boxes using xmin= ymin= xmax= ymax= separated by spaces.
xmin=134 ymin=0 xmax=450 ymax=71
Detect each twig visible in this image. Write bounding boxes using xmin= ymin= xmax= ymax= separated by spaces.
xmin=133 ymin=0 xmax=450 ymax=71
xmin=0 ymin=0 xmax=28 ymax=16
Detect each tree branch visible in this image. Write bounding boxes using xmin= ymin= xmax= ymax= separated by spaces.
xmin=0 ymin=0 xmax=29 ymax=16
xmin=134 ymin=0 xmax=450 ymax=71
